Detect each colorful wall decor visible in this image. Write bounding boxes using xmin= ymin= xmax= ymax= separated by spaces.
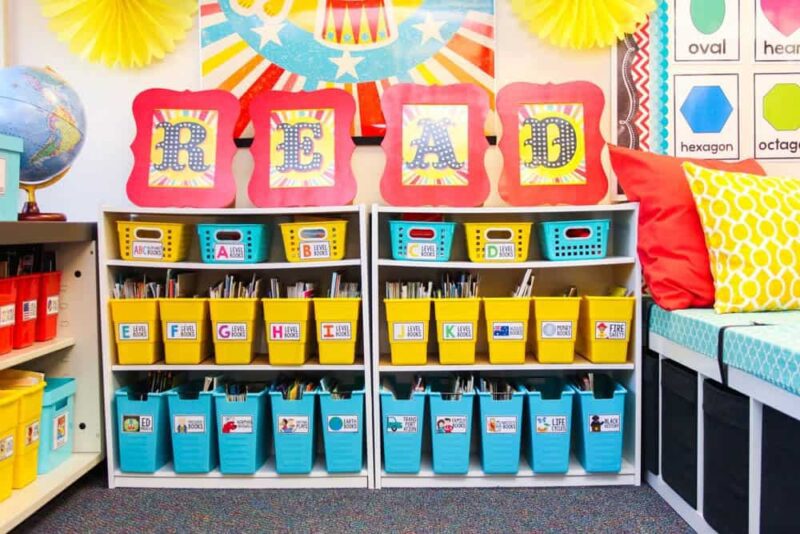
xmin=200 ymin=0 xmax=496 ymax=139
xmin=248 ymin=89 xmax=357 ymax=207
xmin=497 ymin=82 xmax=609 ymax=206
xmin=379 ymin=83 xmax=490 ymax=206
xmin=126 ymin=89 xmax=240 ymax=208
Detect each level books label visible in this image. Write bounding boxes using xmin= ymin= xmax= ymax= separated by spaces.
xmin=0 ymin=436 xmax=13 ymax=460
xmin=269 ymin=323 xmax=301 ymax=341
xmin=300 ymin=241 xmax=330 ymax=260
xmin=393 ymin=322 xmax=425 ymax=341
xmin=406 ymin=242 xmax=437 ymax=259
xmin=214 ymin=243 xmax=245 ymax=262
xmin=216 ymin=323 xmax=247 ymax=341
xmin=119 ymin=323 xmax=149 ymax=341
xmin=536 ymin=415 xmax=568 ymax=434
xmin=320 ymin=322 xmax=352 ymax=341
xmin=442 ymin=322 xmax=474 ymax=341
xmin=328 ymin=415 xmax=359 ymax=433
xmin=484 ymin=243 xmax=515 ymax=260
xmin=166 ymin=322 xmax=198 ymax=340
xmin=132 ymin=241 xmax=164 ymax=259
xmin=174 ymin=415 xmax=206 ymax=434
xmin=541 ymin=321 xmax=573 ymax=339
xmin=486 ymin=416 xmax=517 ymax=434
xmin=278 ymin=416 xmax=309 ymax=433
xmin=53 ymin=413 xmax=69 ymax=449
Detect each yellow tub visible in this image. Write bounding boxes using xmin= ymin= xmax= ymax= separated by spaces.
xmin=110 ymin=299 xmax=161 ymax=365
xmin=209 ymin=298 xmax=259 ymax=365
xmin=385 ymin=299 xmax=431 ymax=365
xmin=532 ymin=297 xmax=581 ymax=364
xmin=280 ymin=220 xmax=348 ymax=262
xmin=116 ymin=221 xmax=192 ymax=262
xmin=0 ymin=390 xmax=21 ymax=502
xmin=159 ymin=299 xmax=209 ymax=365
xmin=313 ymin=298 xmax=361 ymax=365
xmin=434 ymin=298 xmax=480 ymax=365
xmin=0 ymin=370 xmax=45 ymax=489
xmin=263 ymin=298 xmax=312 ymax=365
xmin=577 ymin=296 xmax=635 ymax=363
xmin=464 ymin=222 xmax=533 ymax=263
xmin=483 ymin=297 xmax=531 ymax=364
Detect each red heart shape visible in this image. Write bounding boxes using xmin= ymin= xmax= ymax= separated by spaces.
xmin=761 ymin=0 xmax=800 ymax=37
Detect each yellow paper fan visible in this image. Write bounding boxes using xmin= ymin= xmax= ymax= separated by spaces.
xmin=39 ymin=0 xmax=197 ymax=68
xmin=510 ymin=0 xmax=656 ymax=50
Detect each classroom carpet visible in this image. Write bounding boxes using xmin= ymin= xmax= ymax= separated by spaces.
xmin=15 ymin=466 xmax=690 ymax=533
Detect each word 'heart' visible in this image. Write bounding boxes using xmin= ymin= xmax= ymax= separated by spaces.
xmin=761 ymin=0 xmax=800 ymax=37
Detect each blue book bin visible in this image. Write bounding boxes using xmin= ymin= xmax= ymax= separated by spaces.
xmin=270 ymin=389 xmax=317 ymax=474
xmin=0 ymin=134 xmax=22 ymax=222
xmin=429 ymin=382 xmax=474 ymax=475
xmin=115 ymin=386 xmax=170 ymax=473
xmin=522 ymin=377 xmax=574 ymax=474
xmin=477 ymin=388 xmax=524 ymax=474
xmin=166 ymin=383 xmax=217 ymax=474
xmin=381 ymin=379 xmax=427 ymax=474
xmin=213 ymin=386 xmax=269 ymax=474
xmin=573 ymin=375 xmax=627 ymax=473
xmin=318 ymin=385 xmax=364 ymax=473
xmin=38 ymin=377 xmax=76 ymax=474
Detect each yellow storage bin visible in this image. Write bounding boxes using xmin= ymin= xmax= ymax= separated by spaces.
xmin=116 ymin=221 xmax=192 ymax=262
xmin=464 ymin=222 xmax=532 ymax=263
xmin=280 ymin=219 xmax=348 ymax=262
xmin=110 ymin=299 xmax=161 ymax=365
xmin=0 ymin=370 xmax=45 ymax=489
xmin=434 ymin=298 xmax=480 ymax=365
xmin=385 ymin=299 xmax=431 ymax=365
xmin=159 ymin=299 xmax=209 ymax=365
xmin=532 ymin=297 xmax=581 ymax=364
xmin=313 ymin=298 xmax=361 ymax=365
xmin=577 ymin=296 xmax=635 ymax=363
xmin=263 ymin=298 xmax=312 ymax=365
xmin=483 ymin=297 xmax=531 ymax=364
xmin=209 ymin=298 xmax=259 ymax=365
xmin=0 ymin=390 xmax=21 ymax=502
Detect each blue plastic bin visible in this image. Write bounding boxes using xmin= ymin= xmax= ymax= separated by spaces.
xmin=381 ymin=381 xmax=427 ymax=474
xmin=478 ymin=388 xmax=524 ymax=474
xmin=319 ymin=386 xmax=364 ymax=473
xmin=389 ymin=220 xmax=456 ymax=262
xmin=429 ymin=384 xmax=474 ymax=475
xmin=213 ymin=386 xmax=269 ymax=474
xmin=197 ymin=223 xmax=271 ymax=264
xmin=270 ymin=389 xmax=317 ymax=474
xmin=166 ymin=383 xmax=217 ymax=474
xmin=573 ymin=376 xmax=627 ymax=473
xmin=522 ymin=377 xmax=574 ymax=474
xmin=538 ymin=219 xmax=610 ymax=261
xmin=37 ymin=377 xmax=76 ymax=474
xmin=115 ymin=386 xmax=170 ymax=473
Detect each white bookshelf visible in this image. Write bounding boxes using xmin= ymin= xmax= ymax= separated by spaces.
xmin=370 ymin=203 xmax=642 ymax=489
xmin=98 ymin=206 xmax=373 ymax=489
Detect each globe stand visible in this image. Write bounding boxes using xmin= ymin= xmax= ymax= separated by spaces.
xmin=18 ymin=168 xmax=68 ymax=222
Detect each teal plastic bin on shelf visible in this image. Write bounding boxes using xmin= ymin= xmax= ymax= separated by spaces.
xmin=429 ymin=383 xmax=474 ymax=475
xmin=389 ymin=220 xmax=457 ymax=262
xmin=319 ymin=386 xmax=364 ymax=473
xmin=166 ymin=383 xmax=217 ymax=474
xmin=270 ymin=389 xmax=317 ymax=474
xmin=573 ymin=376 xmax=627 ymax=473
xmin=538 ymin=219 xmax=610 ymax=261
xmin=478 ymin=388 xmax=524 ymax=474
xmin=115 ymin=386 xmax=170 ymax=473
xmin=381 ymin=381 xmax=427 ymax=474
xmin=521 ymin=377 xmax=574 ymax=474
xmin=197 ymin=223 xmax=271 ymax=264
xmin=213 ymin=387 xmax=269 ymax=474
xmin=38 ymin=377 xmax=76 ymax=474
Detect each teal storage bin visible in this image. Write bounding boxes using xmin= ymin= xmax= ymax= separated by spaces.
xmin=389 ymin=220 xmax=457 ymax=262
xmin=197 ymin=223 xmax=271 ymax=263
xmin=538 ymin=219 xmax=610 ymax=261
xmin=319 ymin=385 xmax=364 ymax=473
xmin=381 ymin=381 xmax=427 ymax=474
xmin=478 ymin=388 xmax=524 ymax=474
xmin=429 ymin=382 xmax=473 ymax=475
xmin=38 ymin=377 xmax=76 ymax=474
xmin=166 ymin=383 xmax=217 ymax=474
xmin=115 ymin=386 xmax=170 ymax=473
xmin=573 ymin=375 xmax=627 ymax=473
xmin=270 ymin=389 xmax=317 ymax=474
xmin=521 ymin=377 xmax=574 ymax=474
xmin=213 ymin=386 xmax=269 ymax=474
xmin=0 ymin=134 xmax=22 ymax=222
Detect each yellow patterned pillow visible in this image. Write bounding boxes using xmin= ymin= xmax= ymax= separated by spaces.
xmin=682 ymin=162 xmax=800 ymax=313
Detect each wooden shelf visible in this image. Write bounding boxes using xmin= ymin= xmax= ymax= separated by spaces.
xmin=0 ymin=337 xmax=76 ymax=371
xmin=377 ymin=257 xmax=635 ymax=270
xmin=379 ymin=353 xmax=634 ymax=372
xmin=101 ymin=205 xmax=361 ymax=215
xmin=375 ymin=203 xmax=638 ymax=215
xmin=112 ymin=355 xmax=365 ymax=371
xmin=0 ymin=222 xmax=94 ymax=246
xmin=104 ymin=259 xmax=362 ymax=270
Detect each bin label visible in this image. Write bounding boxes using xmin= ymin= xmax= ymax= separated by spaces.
xmin=22 ymin=299 xmax=37 ymax=322
xmin=25 ymin=421 xmax=40 ymax=445
xmin=214 ymin=243 xmax=246 ymax=262
xmin=541 ymin=321 xmax=573 ymax=339
xmin=0 ymin=304 xmax=14 ymax=327
xmin=491 ymin=321 xmax=524 ymax=340
xmin=588 ymin=414 xmax=621 ymax=433
xmin=122 ymin=415 xmax=153 ymax=433
xmin=484 ymin=243 xmax=516 ymax=261
xmin=132 ymin=241 xmax=164 ymax=259
xmin=535 ymin=415 xmax=568 ymax=434
xmin=486 ymin=416 xmax=517 ymax=434
xmin=269 ymin=322 xmax=301 ymax=341
xmin=119 ymin=323 xmax=149 ymax=341
xmin=595 ymin=321 xmax=626 ymax=340
xmin=216 ymin=322 xmax=248 ymax=341
xmin=434 ymin=415 xmax=468 ymax=434
xmin=300 ymin=240 xmax=331 ymax=260
xmin=320 ymin=322 xmax=352 ymax=341
xmin=221 ymin=415 xmax=253 ymax=434
xmin=386 ymin=415 xmax=418 ymax=433
xmin=442 ymin=322 xmax=474 ymax=341
xmin=166 ymin=322 xmax=198 ymax=340
xmin=327 ymin=415 xmax=359 ymax=433
xmin=174 ymin=415 xmax=206 ymax=434
xmin=46 ymin=295 xmax=59 ymax=316
xmin=406 ymin=242 xmax=438 ymax=259
xmin=0 ymin=436 xmax=13 ymax=460
xmin=393 ymin=322 xmax=425 ymax=341
xmin=53 ymin=413 xmax=69 ymax=449
xmin=278 ymin=415 xmax=309 ymax=433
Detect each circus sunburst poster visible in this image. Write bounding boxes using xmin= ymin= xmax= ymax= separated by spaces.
xmin=200 ymin=0 xmax=496 ymax=139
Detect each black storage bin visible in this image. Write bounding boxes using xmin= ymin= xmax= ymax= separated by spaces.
xmin=703 ymin=379 xmax=749 ymax=534
xmin=643 ymin=349 xmax=660 ymax=475
xmin=761 ymin=406 xmax=800 ymax=532
xmin=662 ymin=359 xmax=697 ymax=508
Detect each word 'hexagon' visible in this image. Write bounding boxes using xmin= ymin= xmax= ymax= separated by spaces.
xmin=680 ymin=85 xmax=733 ymax=134
xmin=764 ymin=83 xmax=800 ymax=132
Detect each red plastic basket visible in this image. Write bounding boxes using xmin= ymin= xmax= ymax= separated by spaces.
xmin=36 ymin=272 xmax=61 ymax=342
xmin=0 ymin=278 xmax=16 ymax=355
xmin=13 ymin=274 xmax=41 ymax=349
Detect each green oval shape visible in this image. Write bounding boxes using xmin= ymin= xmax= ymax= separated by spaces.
xmin=691 ymin=0 xmax=726 ymax=35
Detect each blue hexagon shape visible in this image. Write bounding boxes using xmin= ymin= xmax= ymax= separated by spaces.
xmin=680 ymin=85 xmax=733 ymax=134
